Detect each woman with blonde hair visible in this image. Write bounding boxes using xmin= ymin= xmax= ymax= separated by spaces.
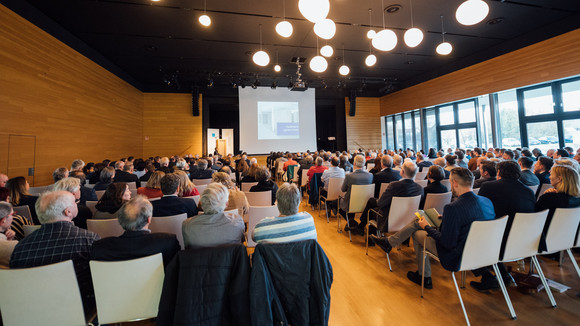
xmin=137 ymin=170 xmax=165 ymax=199
xmin=212 ymin=172 xmax=249 ymax=215
xmin=174 ymin=170 xmax=199 ymax=197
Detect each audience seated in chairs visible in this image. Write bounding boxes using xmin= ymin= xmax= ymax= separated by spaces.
xmin=137 ymin=170 xmax=165 ymax=199
xmin=212 ymin=172 xmax=249 ymax=216
xmin=339 ymin=155 xmax=373 ymax=232
xmin=282 ymin=153 xmax=298 ymax=171
xmin=372 ymin=155 xmax=402 ymax=198
xmin=5 ymin=176 xmax=39 ymax=225
xmin=113 ymin=161 xmax=141 ymax=188
xmin=416 ymin=153 xmax=433 ymax=172
xmin=473 ymin=160 xmax=496 ymax=189
xmin=87 ymin=162 xmax=104 ymax=184
xmin=182 ymin=183 xmax=244 ymax=249
xmin=157 ymin=157 xmax=173 ymax=174
xmin=69 ymin=171 xmax=98 ymax=206
xmin=91 ymin=195 xmax=180 ymax=266
xmin=93 ymin=166 xmax=115 ymax=191
xmin=518 ymin=156 xmax=540 ymax=186
xmin=307 ymin=157 xmax=328 ymax=190
xmin=241 ymin=162 xmax=259 ymax=183
xmin=420 ymin=165 xmax=448 ymax=209
xmin=0 ymin=188 xmax=32 ymax=241
xmin=249 ymin=166 xmax=278 ymax=206
xmin=53 ymin=167 xmax=69 ymax=183
xmin=0 ymin=201 xmax=18 ymax=269
xmin=94 ymin=182 xmax=131 ymax=219
xmin=534 ymin=156 xmax=554 ymax=186
xmin=190 ymin=159 xmax=214 ymax=180
xmin=139 ymin=164 xmax=155 ymax=183
xmin=174 ymin=170 xmax=199 ymax=197
xmin=53 ymin=177 xmax=93 ymax=229
xmin=152 ymin=174 xmax=198 ymax=218
xmin=339 ymin=154 xmax=353 ymax=173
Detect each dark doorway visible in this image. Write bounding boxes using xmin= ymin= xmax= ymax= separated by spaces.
xmin=208 ymin=103 xmax=239 ymax=155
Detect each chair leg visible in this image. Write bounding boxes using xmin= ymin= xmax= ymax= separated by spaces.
xmin=531 ymin=255 xmax=557 ymax=308
xmin=324 ymin=201 xmax=330 ymax=223
xmin=386 ymin=253 xmax=392 ymax=272
xmin=365 ymin=224 xmax=369 ymax=255
xmin=452 ymin=272 xmax=471 ymax=326
xmin=421 ymin=252 xmax=426 ymax=298
xmin=566 ymin=249 xmax=580 ymax=279
xmin=346 ymin=218 xmax=352 ymax=242
xmin=461 ymin=271 xmax=466 ymax=289
xmin=493 ymin=264 xmax=517 ymax=320
xmin=559 ymin=250 xmax=564 ymax=267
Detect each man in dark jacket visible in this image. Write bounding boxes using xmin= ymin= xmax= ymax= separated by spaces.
xmin=113 ymin=162 xmax=141 ymax=188
xmin=152 ymin=174 xmax=198 ymax=218
xmin=190 ymin=159 xmax=214 ymax=180
xmin=518 ymin=156 xmax=540 ymax=186
xmin=372 ymin=155 xmax=401 ymax=198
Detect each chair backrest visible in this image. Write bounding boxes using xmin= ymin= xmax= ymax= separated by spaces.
xmin=87 ymin=218 xmax=124 ymax=238
xmin=149 ymin=197 xmax=161 ymax=201
xmin=183 ymin=195 xmax=200 ymax=206
xmin=85 ymin=183 xmax=95 ymax=189
xmin=245 ymin=190 xmax=272 ymax=206
xmin=23 ymin=225 xmax=41 ymax=237
xmin=441 ymin=179 xmax=450 ymax=191
xmin=149 ymin=213 xmax=188 ymax=249
xmin=537 ymin=183 xmax=553 ymax=198
xmin=423 ymin=192 xmax=452 ymax=214
xmin=129 ymin=189 xmax=137 ymax=198
xmin=528 ymin=184 xmax=539 ymax=194
xmin=247 ymin=205 xmax=280 ymax=248
xmin=378 ymin=182 xmax=389 ymax=198
xmin=325 ymin=177 xmax=345 ymax=201
xmin=459 ymin=216 xmax=508 ymax=271
xmin=241 ymin=182 xmax=258 ymax=192
xmin=85 ymin=200 xmax=98 ymax=215
xmin=192 ymin=178 xmax=212 ymax=186
xmin=12 ymin=205 xmax=32 ymax=223
xmin=195 ymin=184 xmax=208 ymax=194
xmin=415 ymin=171 xmax=427 ymax=180
xmin=414 ymin=180 xmax=428 ymax=188
xmin=348 ymin=184 xmax=375 ymax=213
xmin=95 ymin=190 xmax=106 ymax=200
xmin=0 ymin=260 xmax=87 ymax=325
xmin=28 ymin=186 xmax=49 ymax=195
xmin=472 ymin=188 xmax=480 ymax=195
xmin=387 ymin=195 xmax=422 ymax=232
xmin=126 ymin=182 xmax=137 ymax=189
xmin=502 ymin=210 xmax=549 ymax=262
xmin=367 ymin=163 xmax=375 ymax=170
xmin=90 ymin=254 xmax=164 ymax=324
xmin=544 ymin=207 xmax=580 ymax=254
xmin=301 ymin=170 xmax=309 ymax=187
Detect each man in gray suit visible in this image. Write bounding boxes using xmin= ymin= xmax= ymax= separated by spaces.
xmin=339 ymin=154 xmax=373 ymax=230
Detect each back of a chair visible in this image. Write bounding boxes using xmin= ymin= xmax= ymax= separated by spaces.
xmin=192 ymin=178 xmax=212 ymax=186
xmin=414 ymin=180 xmax=428 ymax=188
xmin=325 ymin=177 xmax=345 ymax=201
xmin=472 ymin=188 xmax=480 ymax=195
xmin=528 ymin=185 xmax=539 ymax=194
xmin=85 ymin=201 xmax=98 ymax=215
xmin=87 ymin=218 xmax=124 ymax=239
xmin=150 ymin=213 xmax=188 ymax=249
xmin=90 ymin=254 xmax=164 ymax=324
xmin=0 ymin=260 xmax=87 ymax=325
xmin=387 ymin=195 xmax=422 ymax=232
xmin=96 ymin=190 xmax=106 ymax=200
xmin=12 ymin=205 xmax=32 ymax=223
xmin=149 ymin=197 xmax=161 ymax=201
xmin=195 ymin=184 xmax=208 ymax=194
xmin=247 ymin=205 xmax=280 ymax=248
xmin=85 ymin=183 xmax=95 ymax=189
xmin=502 ymin=210 xmax=549 ymax=262
xmin=28 ymin=186 xmax=49 ymax=195
xmin=348 ymin=184 xmax=375 ymax=213
xmin=423 ymin=192 xmax=452 ymax=214
xmin=441 ymin=179 xmax=451 ymax=191
xmin=241 ymin=182 xmax=258 ymax=192
xmin=378 ymin=182 xmax=389 ymax=198
xmin=459 ymin=216 xmax=508 ymax=271
xmin=23 ymin=225 xmax=41 ymax=237
xmin=537 ymin=183 xmax=553 ymax=198
xmin=183 ymin=195 xmax=200 ymax=206
xmin=288 ymin=165 xmax=300 ymax=182
xmin=126 ymin=182 xmax=137 ymax=190
xmin=544 ymin=207 xmax=580 ymax=254
xmin=130 ymin=189 xmax=137 ymax=198
xmin=245 ymin=190 xmax=272 ymax=206
xmin=415 ymin=171 xmax=428 ymax=180
xmin=367 ymin=163 xmax=375 ymax=170
xmin=301 ymin=170 xmax=309 ymax=187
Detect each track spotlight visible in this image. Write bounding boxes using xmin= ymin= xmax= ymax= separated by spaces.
xmin=271 ymin=81 xmax=277 ymax=89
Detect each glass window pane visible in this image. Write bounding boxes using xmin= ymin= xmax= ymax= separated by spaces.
xmin=458 ymin=101 xmax=476 ymax=123
xmin=441 ymin=129 xmax=456 ymax=150
xmin=404 ymin=113 xmax=413 ymax=149
xmin=386 ymin=116 xmax=394 ymax=150
xmin=395 ymin=115 xmax=403 ymax=150
xmin=527 ymin=121 xmax=558 ymax=152
xmin=498 ymin=90 xmax=521 ymax=148
xmin=414 ymin=112 xmax=422 ymax=151
xmin=562 ymin=80 xmax=580 ymax=112
xmin=426 ymin=109 xmax=437 ymax=151
xmin=439 ymin=105 xmax=454 ymax=125
xmin=523 ymin=86 xmax=553 ymax=116
xmin=478 ymin=95 xmax=492 ymax=149
xmin=563 ymin=119 xmax=580 ymax=149
xmin=458 ymin=128 xmax=477 ymax=149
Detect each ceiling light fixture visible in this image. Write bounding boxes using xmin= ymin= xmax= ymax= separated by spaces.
xmin=320 ymin=44 xmax=333 ymax=57
xmin=199 ymin=0 xmax=211 ymax=27
xmin=403 ymin=0 xmax=423 ymax=47
xmin=339 ymin=44 xmax=350 ymax=76
xmin=456 ymin=0 xmax=489 ymax=26
xmin=276 ymin=0 xmax=293 ymax=37
xmin=298 ymin=0 xmax=330 ymax=23
xmin=365 ymin=53 xmax=377 ymax=66
xmin=253 ymin=24 xmax=270 ymax=66
xmin=367 ymin=9 xmax=376 ymax=39
xmin=314 ymin=18 xmax=336 ymax=39
xmin=274 ymin=50 xmax=281 ymax=72
xmin=436 ymin=15 xmax=452 ymax=55
xmin=372 ymin=0 xmax=397 ymax=51
xmin=309 ymin=37 xmax=328 ymax=73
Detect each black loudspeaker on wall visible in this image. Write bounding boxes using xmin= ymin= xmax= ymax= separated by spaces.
xmin=192 ymin=87 xmax=200 ymax=116
xmin=349 ymin=90 xmax=356 ymax=116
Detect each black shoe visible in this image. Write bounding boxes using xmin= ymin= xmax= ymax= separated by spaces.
xmin=370 ymin=235 xmax=392 ymax=254
xmin=470 ymin=278 xmax=499 ymax=293
xmin=344 ymin=221 xmax=359 ymax=232
xmin=407 ymin=270 xmax=432 ymax=289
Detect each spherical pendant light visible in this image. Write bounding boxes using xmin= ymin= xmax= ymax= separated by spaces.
xmin=253 ymin=50 xmax=270 ymax=66
xmin=404 ymin=28 xmax=423 ymax=48
xmin=365 ymin=54 xmax=377 ymax=66
xmin=309 ymin=55 xmax=328 ymax=73
xmin=199 ymin=14 xmax=211 ymax=27
xmin=456 ymin=0 xmax=489 ymax=26
xmin=367 ymin=30 xmax=376 ymax=39
xmin=320 ymin=45 xmax=333 ymax=57
xmin=436 ymin=42 xmax=452 ymax=55
xmin=339 ymin=65 xmax=350 ymax=76
xmin=372 ymin=29 xmax=397 ymax=51
xmin=276 ymin=21 xmax=293 ymax=38
xmin=298 ymin=0 xmax=330 ymax=23
xmin=314 ymin=19 xmax=336 ymax=40
xmin=274 ymin=64 xmax=281 ymax=72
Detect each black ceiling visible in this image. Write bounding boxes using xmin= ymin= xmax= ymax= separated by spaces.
xmin=5 ymin=0 xmax=580 ymax=96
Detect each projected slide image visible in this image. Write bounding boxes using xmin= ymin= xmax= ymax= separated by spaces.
xmin=258 ymin=101 xmax=300 ymax=139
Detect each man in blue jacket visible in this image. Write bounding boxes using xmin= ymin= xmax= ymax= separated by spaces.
xmin=371 ymin=167 xmax=494 ymax=289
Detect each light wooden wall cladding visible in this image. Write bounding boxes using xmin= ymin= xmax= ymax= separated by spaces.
xmin=143 ymin=93 xmax=203 ymax=158
xmin=0 ymin=4 xmax=144 ymax=186
xmin=345 ymin=97 xmax=382 ymax=151
xmin=380 ymin=29 xmax=580 ymax=116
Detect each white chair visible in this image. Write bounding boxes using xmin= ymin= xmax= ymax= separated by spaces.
xmin=241 ymin=182 xmax=258 ymax=192
xmin=528 ymin=184 xmax=539 ymax=194
xmin=537 ymin=183 xmax=553 ymax=198
xmin=276 ymin=162 xmax=285 ymax=182
xmin=415 ymin=180 xmax=428 ymax=188
xmin=95 ymin=190 xmax=106 ymax=200
xmin=12 ymin=205 xmax=32 ymax=223
xmin=543 ymin=207 xmax=580 ymax=283
xmin=247 ymin=205 xmax=280 ymax=248
xmin=85 ymin=200 xmax=98 ymax=215
xmin=245 ymin=190 xmax=272 ymax=206
xmin=183 ymin=195 xmax=200 ymax=206
xmin=367 ymin=163 xmax=375 ymax=170
xmin=196 ymin=184 xmax=208 ymax=194
xmin=441 ymin=179 xmax=451 ymax=191
xmin=423 ymin=192 xmax=452 ymax=215
xmin=23 ymin=225 xmax=41 ymax=237
xmin=90 ymin=254 xmax=164 ymax=324
xmin=85 ymin=183 xmax=95 ymax=189
xmin=150 ymin=213 xmax=188 ymax=249
xmin=28 ymin=185 xmax=49 ymax=195
xmin=87 ymin=218 xmax=124 ymax=238
xmin=319 ymin=177 xmax=345 ymax=222
xmin=472 ymin=188 xmax=480 ymax=195
xmin=422 ymin=216 xmax=511 ymax=325
xmin=126 ymin=181 xmax=137 ymax=189
xmin=130 ymin=189 xmax=137 ymax=198
xmin=338 ymin=184 xmax=375 ymax=242
xmin=192 ymin=178 xmax=212 ymax=186
xmin=0 ymin=260 xmax=90 ymax=325
xmin=415 ymin=171 xmax=428 ymax=180
xmin=300 ymin=169 xmax=309 ymax=200
xmin=378 ymin=182 xmax=389 ymax=199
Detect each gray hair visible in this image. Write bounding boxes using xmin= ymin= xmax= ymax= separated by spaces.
xmin=315 ymin=157 xmax=324 ymax=166
xmin=433 ymin=157 xmax=446 ymax=168
xmin=250 ymin=158 xmax=258 ymax=166
xmin=53 ymin=177 xmax=81 ymax=194
xmin=71 ymin=159 xmax=85 ymax=171
xmin=35 ymin=190 xmax=76 ymax=224
xmin=392 ymin=155 xmax=402 ymax=166
xmin=276 ymin=183 xmax=301 ymax=215
xmin=114 ymin=160 xmax=125 ymax=170
xmin=176 ymin=158 xmax=188 ymax=170
xmin=118 ymin=195 xmax=152 ymax=231
xmin=52 ymin=167 xmax=69 ymax=183
xmin=401 ymin=161 xmax=418 ymax=178
xmin=123 ymin=162 xmax=134 ymax=172
xmin=354 ymin=155 xmax=365 ymax=168
xmin=197 ymin=159 xmax=208 ymax=170
xmin=200 ymin=183 xmax=229 ymax=214
xmin=160 ymin=157 xmax=169 ymax=167
xmin=0 ymin=202 xmax=12 ymax=220
xmin=381 ymin=155 xmax=393 ymax=168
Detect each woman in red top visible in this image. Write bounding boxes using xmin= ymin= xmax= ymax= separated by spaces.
xmin=137 ymin=170 xmax=165 ymax=199
xmin=175 ymin=170 xmax=200 ymax=197
xmin=307 ymin=157 xmax=328 ymax=187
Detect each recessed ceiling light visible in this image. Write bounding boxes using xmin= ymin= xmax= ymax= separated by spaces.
xmin=384 ymin=4 xmax=402 ymax=14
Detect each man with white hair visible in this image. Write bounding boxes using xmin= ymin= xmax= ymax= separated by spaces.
xmin=392 ymin=155 xmax=403 ymax=171
xmin=339 ymin=155 xmax=373 ymax=230
xmin=52 ymin=177 xmax=93 ymax=229
xmin=0 ymin=202 xmax=18 ymax=268
xmin=70 ymin=159 xmax=85 ymax=172
xmin=10 ymin=190 xmax=100 ymax=313
xmin=114 ymin=161 xmax=141 ymax=187
xmin=182 ymin=183 xmax=244 ymax=249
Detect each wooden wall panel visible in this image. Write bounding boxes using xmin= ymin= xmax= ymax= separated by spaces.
xmin=0 ymin=4 xmax=144 ymax=186
xmin=380 ymin=29 xmax=580 ymax=116
xmin=345 ymin=97 xmax=382 ymax=151
xmin=143 ymin=93 xmax=203 ymax=158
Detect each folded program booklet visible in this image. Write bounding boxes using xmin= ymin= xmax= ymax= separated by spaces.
xmin=415 ymin=208 xmax=442 ymax=228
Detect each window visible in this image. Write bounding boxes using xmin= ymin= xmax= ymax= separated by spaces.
xmin=562 ymin=79 xmax=580 ymax=112
xmin=439 ymin=105 xmax=454 ymax=125
xmin=404 ymin=112 xmax=413 ymax=149
xmin=386 ymin=116 xmax=394 ymax=150
xmin=498 ymin=90 xmax=520 ymax=148
xmin=395 ymin=115 xmax=403 ymax=150
xmin=414 ymin=112 xmax=422 ymax=151
xmin=478 ymin=95 xmax=493 ymax=149
xmin=458 ymin=128 xmax=477 ymax=149
xmin=523 ymin=85 xmax=553 ymax=116
xmin=527 ymin=121 xmax=558 ymax=151
xmin=426 ymin=109 xmax=437 ymax=150
xmin=458 ymin=101 xmax=476 ymax=123
xmin=441 ymin=129 xmax=456 ymax=150
xmin=563 ymin=119 xmax=580 ymax=149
